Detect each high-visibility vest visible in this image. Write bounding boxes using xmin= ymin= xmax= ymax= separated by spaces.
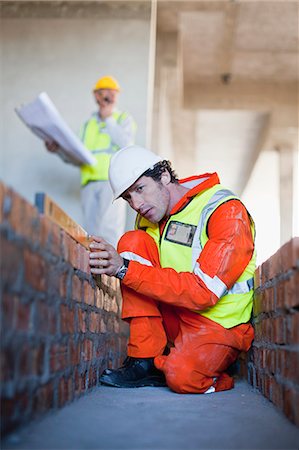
xmin=135 ymin=184 xmax=256 ymax=328
xmin=80 ymin=111 xmax=133 ymax=186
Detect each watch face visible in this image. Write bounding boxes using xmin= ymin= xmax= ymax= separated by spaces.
xmin=116 ymin=266 xmax=128 ymax=280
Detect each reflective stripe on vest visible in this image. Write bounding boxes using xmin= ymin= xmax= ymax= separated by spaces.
xmin=135 ymin=183 xmax=256 ymax=328
xmin=80 ymin=111 xmax=129 ymax=185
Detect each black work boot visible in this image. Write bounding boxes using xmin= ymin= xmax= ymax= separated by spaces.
xmin=100 ymin=357 xmax=166 ymax=388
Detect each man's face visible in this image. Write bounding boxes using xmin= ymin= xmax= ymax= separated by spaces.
xmin=122 ymin=175 xmax=171 ymax=223
xmin=94 ymin=89 xmax=118 ymax=107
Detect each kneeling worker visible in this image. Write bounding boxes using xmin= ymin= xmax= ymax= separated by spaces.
xmin=89 ymin=145 xmax=255 ymax=394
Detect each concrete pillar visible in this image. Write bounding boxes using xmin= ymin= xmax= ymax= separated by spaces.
xmin=279 ymin=146 xmax=295 ymax=244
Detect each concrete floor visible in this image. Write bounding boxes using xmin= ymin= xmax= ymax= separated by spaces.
xmin=2 ymin=381 xmax=299 ymax=450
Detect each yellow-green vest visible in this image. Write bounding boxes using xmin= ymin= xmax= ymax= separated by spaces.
xmin=80 ymin=111 xmax=133 ymax=186
xmin=135 ymin=184 xmax=256 ymax=328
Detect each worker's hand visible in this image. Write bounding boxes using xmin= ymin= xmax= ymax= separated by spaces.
xmin=89 ymin=236 xmax=123 ymax=277
xmin=45 ymin=140 xmax=59 ymax=153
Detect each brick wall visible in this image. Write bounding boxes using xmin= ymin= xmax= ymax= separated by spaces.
xmin=0 ymin=182 xmax=128 ymax=434
xmin=248 ymin=238 xmax=299 ymax=426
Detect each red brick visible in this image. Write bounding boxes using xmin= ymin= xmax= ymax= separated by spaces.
xmin=287 ymin=312 xmax=299 ymax=344
xmin=59 ymin=272 xmax=68 ymax=298
xmin=265 ymin=287 xmax=275 ymax=312
xmin=80 ymin=371 xmax=87 ymax=392
xmin=60 ymin=305 xmax=75 ymax=334
xmin=268 ymin=250 xmax=283 ymax=280
xmin=31 ymin=343 xmax=45 ymax=376
xmin=78 ymin=308 xmax=87 ymax=333
xmin=50 ymin=344 xmax=68 ymax=372
xmin=273 ymin=315 xmax=286 ymax=344
xmin=114 ymin=318 xmax=120 ymax=333
xmin=100 ymin=318 xmax=107 ymax=334
xmin=72 ymin=275 xmax=82 ymax=302
xmin=24 ymin=249 xmax=46 ymax=291
xmin=286 ymin=350 xmax=299 ymax=383
xmin=283 ymin=386 xmax=298 ymax=425
xmin=284 ymin=272 xmax=299 ymax=308
xmin=7 ymin=189 xmax=39 ymax=240
xmin=58 ymin=376 xmax=73 ymax=407
xmin=276 ymin=348 xmax=286 ymax=376
xmin=254 ymin=266 xmax=262 ymax=289
xmin=276 ymin=279 xmax=285 ymax=308
xmin=16 ymin=299 xmax=31 ymax=332
xmin=32 ymin=382 xmax=54 ymax=414
xmin=83 ymin=281 xmax=94 ymax=306
xmin=104 ymin=292 xmax=112 ymax=312
xmin=281 ymin=238 xmax=299 ymax=272
xmin=95 ymin=288 xmax=104 ymax=309
xmin=110 ymin=296 xmax=118 ymax=314
xmin=1 ymin=349 xmax=15 ymax=382
xmin=101 ymin=274 xmax=111 ymax=289
xmin=89 ymin=312 xmax=99 ymax=333
xmin=19 ymin=343 xmax=31 ymax=376
xmin=1 ymin=293 xmax=17 ymax=331
xmin=77 ymin=245 xmax=90 ymax=273
xmin=88 ymin=366 xmax=97 ymax=388
xmin=253 ymin=320 xmax=262 ymax=341
xmin=69 ymin=241 xmax=79 ymax=269
xmin=1 ymin=236 xmax=24 ymax=286
xmin=272 ymin=377 xmax=284 ymax=410
xmin=36 ymin=302 xmax=56 ymax=335
xmin=74 ymin=368 xmax=81 ymax=396
xmin=261 ymin=259 xmax=270 ymax=284
xmin=61 ymin=233 xmax=77 ymax=266
xmin=49 ymin=221 xmax=61 ymax=257
xmin=293 ymin=389 xmax=299 ymax=427
xmin=70 ymin=340 xmax=80 ymax=365
xmin=82 ymin=339 xmax=93 ymax=361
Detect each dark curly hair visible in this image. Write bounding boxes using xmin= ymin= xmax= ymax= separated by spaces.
xmin=143 ymin=160 xmax=179 ymax=184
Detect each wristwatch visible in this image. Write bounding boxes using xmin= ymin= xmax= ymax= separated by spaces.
xmin=115 ymin=258 xmax=130 ymax=280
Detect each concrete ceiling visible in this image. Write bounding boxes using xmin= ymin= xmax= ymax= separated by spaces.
xmin=154 ymin=0 xmax=298 ymax=194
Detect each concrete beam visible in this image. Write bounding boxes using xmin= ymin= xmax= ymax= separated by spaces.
xmin=1 ymin=1 xmax=151 ymax=19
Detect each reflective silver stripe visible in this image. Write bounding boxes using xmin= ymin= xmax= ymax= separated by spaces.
xmin=194 ymin=263 xmax=228 ymax=298
xmin=119 ymin=251 xmax=153 ymax=267
xmin=203 ymin=386 xmax=215 ymax=394
xmin=228 ymin=277 xmax=254 ymax=295
xmin=191 ymin=188 xmax=236 ymax=269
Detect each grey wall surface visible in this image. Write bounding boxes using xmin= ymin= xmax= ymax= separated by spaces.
xmin=1 ymin=7 xmax=151 ymax=227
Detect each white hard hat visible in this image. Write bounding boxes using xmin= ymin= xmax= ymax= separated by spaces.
xmin=109 ymin=145 xmax=163 ymax=200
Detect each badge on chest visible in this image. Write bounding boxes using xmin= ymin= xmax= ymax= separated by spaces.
xmin=164 ymin=221 xmax=197 ymax=247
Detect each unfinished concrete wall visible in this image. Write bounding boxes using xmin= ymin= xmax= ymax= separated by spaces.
xmin=0 ymin=181 xmax=128 ymax=435
xmin=249 ymin=238 xmax=299 ymax=426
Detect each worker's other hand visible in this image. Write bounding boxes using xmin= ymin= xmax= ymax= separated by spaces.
xmin=89 ymin=236 xmax=123 ymax=277
xmin=45 ymin=140 xmax=59 ymax=153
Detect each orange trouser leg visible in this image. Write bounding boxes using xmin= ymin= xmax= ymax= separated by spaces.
xmin=155 ymin=311 xmax=254 ymax=394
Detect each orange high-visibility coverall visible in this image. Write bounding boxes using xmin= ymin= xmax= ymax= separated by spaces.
xmin=117 ymin=173 xmax=255 ymax=394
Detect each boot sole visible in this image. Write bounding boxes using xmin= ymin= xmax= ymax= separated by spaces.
xmin=100 ymin=374 xmax=166 ymax=388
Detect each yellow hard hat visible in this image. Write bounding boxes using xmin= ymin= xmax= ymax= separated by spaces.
xmin=93 ymin=75 xmax=120 ymax=92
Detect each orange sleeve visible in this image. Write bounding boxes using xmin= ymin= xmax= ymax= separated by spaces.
xmin=122 ymin=200 xmax=254 ymax=311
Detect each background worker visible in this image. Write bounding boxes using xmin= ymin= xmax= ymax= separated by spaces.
xmin=46 ymin=75 xmax=136 ymax=247
xmin=89 ymin=145 xmax=256 ymax=394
